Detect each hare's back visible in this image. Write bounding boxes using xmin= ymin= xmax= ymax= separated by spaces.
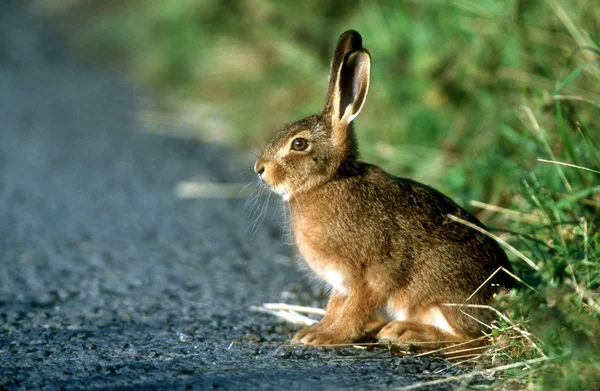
xmin=358 ymin=164 xmax=479 ymax=230
xmin=358 ymin=164 xmax=513 ymax=291
xmin=359 ymin=164 xmax=509 ymax=261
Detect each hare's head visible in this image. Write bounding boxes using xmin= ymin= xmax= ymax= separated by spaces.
xmin=254 ymin=30 xmax=371 ymax=200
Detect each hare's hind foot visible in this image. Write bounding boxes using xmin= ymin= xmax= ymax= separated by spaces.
xmin=377 ymin=321 xmax=465 ymax=351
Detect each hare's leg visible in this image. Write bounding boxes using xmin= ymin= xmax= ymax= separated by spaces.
xmin=364 ymin=315 xmax=388 ymax=335
xmin=292 ymin=291 xmax=345 ymax=342
xmin=377 ymin=304 xmax=480 ymax=351
xmin=293 ymin=280 xmax=382 ymax=345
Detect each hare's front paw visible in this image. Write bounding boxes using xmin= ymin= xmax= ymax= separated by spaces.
xmin=291 ymin=324 xmax=319 ymax=343
xmin=292 ymin=326 xmax=352 ymax=345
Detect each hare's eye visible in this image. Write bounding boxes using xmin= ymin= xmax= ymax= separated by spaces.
xmin=291 ymin=138 xmax=309 ymax=152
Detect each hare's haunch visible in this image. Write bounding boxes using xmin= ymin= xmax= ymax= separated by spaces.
xmin=255 ymin=30 xmax=512 ymax=350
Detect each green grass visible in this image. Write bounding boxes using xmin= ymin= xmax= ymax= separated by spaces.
xmin=71 ymin=0 xmax=599 ymax=388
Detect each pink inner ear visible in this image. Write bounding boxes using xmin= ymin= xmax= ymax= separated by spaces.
xmin=337 ymin=50 xmax=369 ymax=123
xmin=338 ymin=64 xmax=356 ymax=120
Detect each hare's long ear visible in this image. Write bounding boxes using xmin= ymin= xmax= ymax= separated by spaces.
xmin=324 ymin=30 xmax=371 ymax=145
xmin=325 ymin=30 xmax=364 ymax=109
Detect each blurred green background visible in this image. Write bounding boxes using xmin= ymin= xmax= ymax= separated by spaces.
xmin=54 ymin=0 xmax=599 ymax=387
xmin=72 ymin=0 xmax=599 ymax=208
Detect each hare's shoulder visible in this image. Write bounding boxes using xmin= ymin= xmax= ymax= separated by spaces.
xmin=351 ymin=163 xmax=454 ymax=202
xmin=350 ymin=163 xmax=480 ymax=227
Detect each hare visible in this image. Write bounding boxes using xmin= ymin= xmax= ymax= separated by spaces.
xmin=254 ymin=30 xmax=512 ymax=349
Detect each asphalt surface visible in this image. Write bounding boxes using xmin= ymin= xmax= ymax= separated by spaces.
xmin=0 ymin=3 xmax=489 ymax=390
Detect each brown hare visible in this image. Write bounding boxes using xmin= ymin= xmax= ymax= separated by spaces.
xmin=254 ymin=30 xmax=512 ymax=350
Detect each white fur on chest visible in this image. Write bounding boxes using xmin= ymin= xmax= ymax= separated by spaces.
xmin=323 ymin=269 xmax=348 ymax=295
xmin=294 ymin=229 xmax=348 ymax=295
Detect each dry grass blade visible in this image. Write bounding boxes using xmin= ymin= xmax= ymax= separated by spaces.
xmin=466 ymin=266 xmax=518 ymax=303
xmin=475 ymin=266 xmax=537 ymax=297
xmin=553 ymin=94 xmax=600 ymax=107
xmin=394 ymin=356 xmax=551 ymax=390
xmin=249 ymin=304 xmax=319 ymax=326
xmin=175 ymin=181 xmax=256 ymax=199
xmin=552 ymin=94 xmax=587 ymax=102
xmin=537 ymin=158 xmax=600 ymax=175
xmin=413 ymin=337 xmax=488 ymax=359
xmin=469 ymin=200 xmax=543 ymax=224
xmin=263 ymin=303 xmax=326 ymax=316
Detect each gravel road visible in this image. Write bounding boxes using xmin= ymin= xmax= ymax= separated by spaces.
xmin=0 ymin=3 xmax=487 ymax=390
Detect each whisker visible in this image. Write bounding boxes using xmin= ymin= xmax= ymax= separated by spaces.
xmin=244 ymin=183 xmax=263 ymax=220
xmin=250 ymin=188 xmax=271 ymax=238
xmin=258 ymin=191 xmax=273 ymax=234
xmin=250 ymin=194 xmax=267 ymax=237
xmin=245 ymin=183 xmax=269 ymax=237
xmin=237 ymin=180 xmax=257 ymax=200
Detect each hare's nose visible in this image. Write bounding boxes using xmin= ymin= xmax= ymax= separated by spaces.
xmin=254 ymin=161 xmax=265 ymax=176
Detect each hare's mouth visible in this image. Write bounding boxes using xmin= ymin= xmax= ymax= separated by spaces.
xmin=257 ymin=171 xmax=294 ymax=201
xmin=258 ymin=176 xmax=290 ymax=199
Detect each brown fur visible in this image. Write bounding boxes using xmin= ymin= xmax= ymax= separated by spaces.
xmin=254 ymin=30 xmax=512 ymax=350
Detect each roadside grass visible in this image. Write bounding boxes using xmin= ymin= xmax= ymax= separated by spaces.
xmin=64 ymin=0 xmax=599 ymax=388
